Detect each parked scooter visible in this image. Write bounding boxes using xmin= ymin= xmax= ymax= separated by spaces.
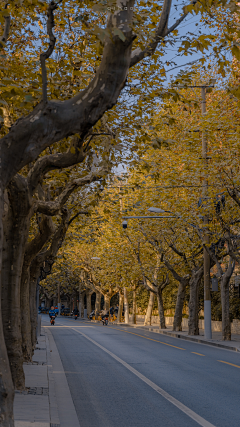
xmin=89 ymin=310 xmax=95 ymax=320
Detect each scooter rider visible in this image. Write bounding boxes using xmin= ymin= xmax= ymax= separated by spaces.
xmin=49 ymin=306 xmax=56 ymax=323
xmin=73 ymin=306 xmax=79 ymax=317
xmin=101 ymin=308 xmax=108 ymax=321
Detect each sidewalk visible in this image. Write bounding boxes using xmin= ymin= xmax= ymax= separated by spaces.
xmin=14 ymin=329 xmax=60 ymax=427
xmin=118 ymin=322 xmax=240 ymax=352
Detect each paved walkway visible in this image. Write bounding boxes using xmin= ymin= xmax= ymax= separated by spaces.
xmin=117 ymin=321 xmax=240 ymax=352
xmin=14 ymin=329 xmax=60 ymax=427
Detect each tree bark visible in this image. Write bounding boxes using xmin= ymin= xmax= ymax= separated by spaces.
xmin=104 ymin=294 xmax=110 ymax=311
xmin=144 ymin=291 xmax=155 ymax=326
xmin=221 ymin=275 xmax=231 ymax=340
xmin=79 ymin=292 xmax=84 ymax=318
xmin=86 ymin=290 xmax=92 ymax=315
xmin=0 ymin=194 xmax=15 ymax=426
xmin=188 ymin=267 xmax=203 ymax=336
xmin=1 ymin=177 xmax=32 ymax=389
xmin=221 ymin=259 xmax=234 ymax=341
xmin=20 ymin=268 xmax=32 ymax=361
xmin=132 ymin=285 xmax=136 ymax=324
xmin=124 ymin=287 xmax=129 ymax=324
xmin=117 ymin=292 xmax=123 ymax=323
xmin=157 ymin=287 xmax=166 ymax=329
xmin=95 ymin=291 xmax=101 ymax=316
xmin=173 ymin=280 xmax=188 ymax=332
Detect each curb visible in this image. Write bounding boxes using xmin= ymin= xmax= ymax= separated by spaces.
xmin=128 ymin=325 xmax=240 ymax=353
xmin=88 ymin=319 xmax=240 ymax=352
xmin=45 ymin=331 xmax=60 ymax=427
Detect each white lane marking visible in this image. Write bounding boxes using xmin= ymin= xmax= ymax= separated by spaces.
xmin=73 ymin=329 xmax=216 ymax=427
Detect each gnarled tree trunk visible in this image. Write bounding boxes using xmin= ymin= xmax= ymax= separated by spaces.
xmin=173 ymin=279 xmax=188 ymax=332
xmin=0 ymin=195 xmax=15 ymax=426
xmin=104 ymin=293 xmax=110 ymax=311
xmin=20 ymin=268 xmax=32 ymax=361
xmin=95 ymin=291 xmax=101 ymax=316
xmin=157 ymin=287 xmax=166 ymax=329
xmin=2 ymin=177 xmax=32 ymax=389
xmin=221 ymin=258 xmax=234 ymax=341
xmin=144 ymin=291 xmax=155 ymax=326
xmin=117 ymin=292 xmax=123 ymax=323
xmin=188 ymin=266 xmax=203 ymax=336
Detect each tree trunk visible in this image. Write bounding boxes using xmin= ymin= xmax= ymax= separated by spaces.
xmin=188 ymin=267 xmax=203 ymax=336
xmin=79 ymin=292 xmax=84 ymax=318
xmin=20 ymin=268 xmax=32 ymax=361
xmin=117 ymin=292 xmax=123 ymax=323
xmin=1 ymin=178 xmax=32 ymax=389
xmin=29 ymin=261 xmax=40 ymax=351
xmin=86 ymin=291 xmax=92 ymax=315
xmin=157 ymin=287 xmax=166 ymax=329
xmin=132 ymin=285 xmax=136 ymax=324
xmin=220 ymin=261 xmax=234 ymax=341
xmin=173 ymin=280 xmax=188 ymax=332
xmin=95 ymin=291 xmax=101 ymax=317
xmin=104 ymin=294 xmax=110 ymax=311
xmin=0 ymin=195 xmax=15 ymax=426
xmin=144 ymin=291 xmax=155 ymax=326
xmin=124 ymin=287 xmax=129 ymax=323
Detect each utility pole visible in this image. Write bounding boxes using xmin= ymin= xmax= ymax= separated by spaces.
xmin=173 ymin=82 xmax=214 ymax=338
xmin=201 ymin=86 xmax=212 ymax=339
xmin=57 ymin=283 xmax=61 ymax=316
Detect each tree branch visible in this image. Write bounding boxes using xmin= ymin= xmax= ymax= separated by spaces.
xmin=0 ymin=3 xmax=10 ymax=48
xmin=27 ymin=136 xmax=86 ymax=193
xmin=37 ymin=170 xmax=103 ymax=215
xmin=1 ymin=1 xmax=135 ymax=189
xmin=40 ymin=1 xmax=59 ymax=102
xmin=24 ymin=215 xmax=55 ymax=265
xmin=130 ymin=0 xmax=196 ymax=67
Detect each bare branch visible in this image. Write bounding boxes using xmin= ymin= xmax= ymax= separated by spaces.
xmin=37 ymin=170 xmax=103 ymax=215
xmin=40 ymin=1 xmax=59 ymax=102
xmin=68 ymin=211 xmax=88 ymax=226
xmin=227 ymin=187 xmax=240 ymax=208
xmin=130 ymin=0 xmax=197 ymax=67
xmin=27 ymin=136 xmax=86 ymax=193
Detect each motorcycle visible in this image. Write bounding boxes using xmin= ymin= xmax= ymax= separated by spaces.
xmin=74 ymin=314 xmax=78 ymax=320
xmin=102 ymin=316 xmax=108 ymax=326
xmin=50 ymin=315 xmax=55 ymax=325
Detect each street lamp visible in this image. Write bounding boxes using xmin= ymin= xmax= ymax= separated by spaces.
xmin=148 ymin=206 xmax=212 ymax=339
xmin=122 ymin=215 xmax=175 ymax=229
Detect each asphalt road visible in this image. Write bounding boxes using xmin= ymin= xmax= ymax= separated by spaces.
xmin=42 ymin=315 xmax=240 ymax=427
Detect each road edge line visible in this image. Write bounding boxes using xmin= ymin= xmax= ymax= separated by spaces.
xmin=45 ymin=327 xmax=81 ymax=427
